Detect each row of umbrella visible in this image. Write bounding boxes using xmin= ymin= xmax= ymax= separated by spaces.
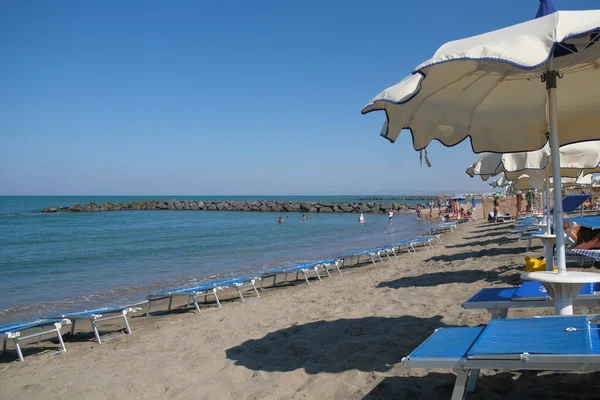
xmin=361 ymin=0 xmax=600 ymax=315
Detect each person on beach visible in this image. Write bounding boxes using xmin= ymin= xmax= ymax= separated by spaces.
xmin=471 ymin=195 xmax=476 ymax=214
xmin=358 ymin=213 xmax=365 ymax=223
xmin=525 ymin=191 xmax=532 ymax=213
xmin=388 ymin=208 xmax=393 ymax=224
xmin=493 ymin=195 xmax=501 ymax=223
xmin=278 ymin=217 xmax=284 ymax=224
xmin=416 ymin=204 xmax=421 ymax=220
xmin=516 ymin=193 xmax=523 ymax=219
xmin=429 ymin=200 xmax=434 ymax=217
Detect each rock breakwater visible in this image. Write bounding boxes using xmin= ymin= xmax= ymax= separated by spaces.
xmin=41 ymin=200 xmax=421 ymax=214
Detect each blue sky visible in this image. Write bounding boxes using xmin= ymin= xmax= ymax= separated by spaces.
xmin=1 ymin=0 xmax=597 ymax=195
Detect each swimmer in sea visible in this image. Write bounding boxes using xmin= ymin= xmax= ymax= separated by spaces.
xmin=278 ymin=216 xmax=284 ymax=224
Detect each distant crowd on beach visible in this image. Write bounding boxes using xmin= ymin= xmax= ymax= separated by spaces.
xmin=415 ymin=196 xmax=475 ymax=222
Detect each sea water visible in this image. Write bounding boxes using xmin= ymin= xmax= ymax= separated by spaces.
xmin=0 ymin=196 xmax=430 ymax=324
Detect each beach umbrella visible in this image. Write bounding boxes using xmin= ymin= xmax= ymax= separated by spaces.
xmin=451 ymin=195 xmax=466 ymax=201
xmin=362 ymin=6 xmax=600 ymax=278
xmin=489 ymin=176 xmax=510 ymax=188
xmin=466 ymin=142 xmax=600 ymax=181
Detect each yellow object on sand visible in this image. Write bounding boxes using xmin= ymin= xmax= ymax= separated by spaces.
xmin=525 ymin=256 xmax=546 ymax=272
xmin=524 ymin=256 xmax=559 ymax=272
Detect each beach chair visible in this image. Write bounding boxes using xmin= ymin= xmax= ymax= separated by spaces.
xmin=462 ymin=281 xmax=599 ymax=319
xmin=145 ymin=283 xmax=222 ymax=317
xmin=260 ymin=262 xmax=327 ymax=288
xmin=409 ymin=236 xmax=435 ymax=251
xmin=47 ymin=306 xmax=138 ymax=344
xmin=487 ymin=212 xmax=512 ymax=222
xmin=518 ymin=229 xmax=544 ymax=251
xmin=206 ymin=277 xmax=262 ymax=302
xmin=402 ymin=315 xmax=600 ymax=399
xmin=315 ymin=259 xmax=343 ymax=278
xmin=553 ymin=193 xmax=591 ymax=215
xmin=1 ymin=318 xmax=70 ymax=362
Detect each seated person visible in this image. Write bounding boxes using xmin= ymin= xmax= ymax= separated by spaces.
xmin=565 ymin=220 xmax=600 ymax=250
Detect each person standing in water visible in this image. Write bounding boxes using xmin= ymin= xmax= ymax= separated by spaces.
xmin=416 ymin=204 xmax=421 ymax=220
xmin=278 ymin=216 xmax=284 ymax=224
xmin=358 ymin=213 xmax=365 ymax=223
xmin=388 ymin=208 xmax=394 ymax=224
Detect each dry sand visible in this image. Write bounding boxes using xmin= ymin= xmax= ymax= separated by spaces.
xmin=2 ymin=217 xmax=600 ymax=399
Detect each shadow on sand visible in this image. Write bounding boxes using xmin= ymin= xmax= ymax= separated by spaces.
xmin=424 ymin=246 xmax=528 ymax=263
xmin=376 ymin=265 xmax=520 ymax=289
xmin=362 ymin=371 xmax=600 ymax=400
xmin=225 ymin=315 xmax=450 ymax=374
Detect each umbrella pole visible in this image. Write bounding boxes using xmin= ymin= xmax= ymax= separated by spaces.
xmin=545 ymin=166 xmax=551 ymax=235
xmin=545 ymin=70 xmax=567 ymax=274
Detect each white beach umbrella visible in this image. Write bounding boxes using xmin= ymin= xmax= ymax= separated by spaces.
xmin=466 ymin=142 xmax=600 ymax=181
xmin=362 ymin=9 xmax=600 ymax=277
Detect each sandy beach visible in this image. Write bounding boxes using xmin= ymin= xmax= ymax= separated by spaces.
xmin=2 ymin=216 xmax=600 ymax=400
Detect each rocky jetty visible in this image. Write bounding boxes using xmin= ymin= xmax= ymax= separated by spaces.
xmin=41 ymin=200 xmax=422 ymax=214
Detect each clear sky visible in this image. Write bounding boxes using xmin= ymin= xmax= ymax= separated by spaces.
xmin=1 ymin=0 xmax=597 ymax=196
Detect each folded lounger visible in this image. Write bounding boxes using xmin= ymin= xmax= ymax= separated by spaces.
xmin=46 ymin=306 xmax=139 ymax=344
xmin=0 ymin=318 xmax=70 ymax=362
xmin=462 ymin=281 xmax=599 ymax=319
xmin=402 ymin=315 xmax=600 ymax=400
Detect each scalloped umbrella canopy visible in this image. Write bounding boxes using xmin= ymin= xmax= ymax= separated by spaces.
xmin=466 ymin=142 xmax=600 ymax=180
xmin=362 ymin=11 xmax=600 ymax=152
xmin=511 ymin=172 xmax=592 ymax=190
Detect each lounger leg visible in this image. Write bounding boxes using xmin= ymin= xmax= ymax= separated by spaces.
xmin=1 ymin=339 xmax=6 ymax=356
xmin=123 ymin=314 xmax=132 ymax=334
xmin=252 ymin=282 xmax=261 ymax=298
xmin=450 ymin=370 xmax=469 ymax=400
xmin=15 ymin=340 xmax=24 ymax=362
xmin=193 ymin=297 xmax=202 ymax=314
xmin=91 ymin=320 xmax=102 ymax=344
xmin=323 ymin=267 xmax=332 ymax=279
xmin=214 ymin=292 xmax=222 ymax=309
xmin=237 ymin=287 xmax=246 ymax=302
xmin=315 ymin=268 xmax=322 ymax=281
xmin=70 ymin=320 xmax=76 ymax=335
xmin=56 ymin=326 xmax=67 ymax=353
xmin=370 ymin=255 xmax=376 ymax=264
xmin=466 ymin=369 xmax=480 ymax=393
xmin=489 ymin=308 xmax=508 ymax=319
xmin=167 ymin=297 xmax=173 ymax=312
xmin=145 ymin=300 xmax=151 ymax=317
xmin=385 ymin=252 xmax=392 ymax=261
xmin=335 ymin=262 xmax=343 ymax=276
xmin=526 ymin=238 xmax=531 ymax=252
xmin=303 ymin=272 xmax=310 ymax=285
xmin=37 ymin=327 xmax=43 ymax=345
xmin=378 ymin=253 xmax=384 ymax=262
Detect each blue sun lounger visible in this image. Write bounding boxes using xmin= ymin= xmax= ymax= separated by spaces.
xmin=145 ymin=283 xmax=221 ymax=317
xmin=260 ymin=259 xmax=342 ymax=289
xmin=462 ymin=281 xmax=600 ymax=319
xmin=1 ymin=318 xmax=71 ymax=362
xmin=46 ymin=306 xmax=139 ymax=344
xmin=552 ymin=193 xmax=591 ymax=215
xmin=402 ymin=315 xmax=600 ymax=399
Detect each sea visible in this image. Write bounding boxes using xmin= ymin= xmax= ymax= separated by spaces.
xmin=0 ymin=195 xmax=440 ymax=325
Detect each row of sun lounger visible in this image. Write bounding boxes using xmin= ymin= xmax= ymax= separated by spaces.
xmin=1 ymin=222 xmax=460 ymax=362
